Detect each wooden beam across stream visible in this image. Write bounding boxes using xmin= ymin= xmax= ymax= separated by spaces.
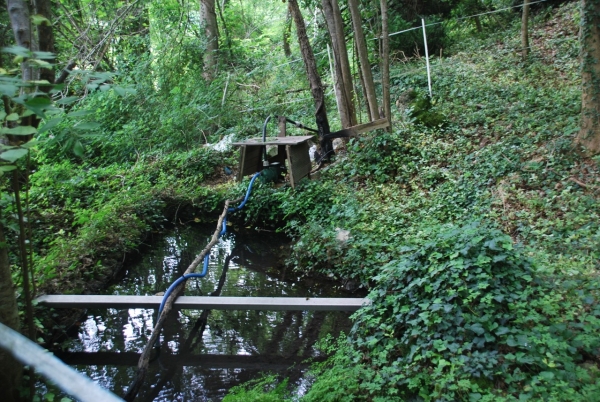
xmin=35 ymin=295 xmax=370 ymax=312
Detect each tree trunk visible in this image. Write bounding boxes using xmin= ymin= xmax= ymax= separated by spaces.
xmin=380 ymin=0 xmax=391 ymax=131
xmin=347 ymin=0 xmax=379 ymax=121
xmin=200 ymin=0 xmax=219 ymax=82
xmin=283 ymin=8 xmax=292 ymax=58
xmin=321 ymin=0 xmax=357 ymax=129
xmin=216 ymin=0 xmax=233 ymax=61
xmin=6 ymin=0 xmax=33 ymax=82
xmin=288 ymin=0 xmax=333 ymax=161
xmin=577 ymin=0 xmax=600 ymax=155
xmin=331 ymin=0 xmax=356 ymax=126
xmin=474 ymin=15 xmax=482 ymax=33
xmin=521 ymin=0 xmax=530 ymax=60
xmin=322 ymin=0 xmax=351 ymax=129
xmin=0 ymin=211 xmax=22 ymax=402
xmin=34 ymin=0 xmax=55 ymax=89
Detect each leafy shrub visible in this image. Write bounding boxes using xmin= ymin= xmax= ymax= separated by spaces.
xmin=222 ymin=375 xmax=291 ymax=402
xmin=350 ymin=221 xmax=600 ymax=400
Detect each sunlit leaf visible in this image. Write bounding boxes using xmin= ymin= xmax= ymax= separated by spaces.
xmin=31 ymin=14 xmax=50 ymax=26
xmin=6 ymin=113 xmax=19 ymax=121
xmin=29 ymin=59 xmax=53 ymax=68
xmin=0 ymin=165 xmax=17 ymax=172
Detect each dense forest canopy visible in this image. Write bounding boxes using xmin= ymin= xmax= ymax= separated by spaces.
xmin=1 ymin=0 xmax=600 ymax=401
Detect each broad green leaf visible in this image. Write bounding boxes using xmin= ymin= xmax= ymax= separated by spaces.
xmin=29 ymin=59 xmax=53 ymax=68
xmin=1 ymin=126 xmax=36 ymax=135
xmin=0 ymin=111 xmax=6 ymax=120
xmin=25 ymin=96 xmax=52 ymax=118
xmin=6 ymin=113 xmax=19 ymax=121
xmin=32 ymin=51 xmax=55 ymax=60
xmin=29 ymin=80 xmax=52 ymax=85
xmin=0 ymin=165 xmax=17 ymax=172
xmin=0 ymin=84 xmax=18 ymax=96
xmin=21 ymin=140 xmax=41 ymax=149
xmin=74 ymin=122 xmax=101 ymax=130
xmin=73 ymin=140 xmax=84 ymax=157
xmin=38 ymin=117 xmax=62 ymax=134
xmin=56 ymin=96 xmax=79 ymax=105
xmin=114 ymin=86 xmax=126 ymax=96
xmin=0 ymin=148 xmax=28 ymax=162
xmin=2 ymin=45 xmax=31 ymax=57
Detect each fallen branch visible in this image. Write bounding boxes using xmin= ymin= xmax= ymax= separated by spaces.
xmin=123 ymin=196 xmax=242 ymax=401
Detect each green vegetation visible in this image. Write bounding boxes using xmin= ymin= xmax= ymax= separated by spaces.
xmin=1 ymin=0 xmax=599 ymax=400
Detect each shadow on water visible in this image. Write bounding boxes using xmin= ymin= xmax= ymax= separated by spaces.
xmin=52 ymin=224 xmax=360 ymax=401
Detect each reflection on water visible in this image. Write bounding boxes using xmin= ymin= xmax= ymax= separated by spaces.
xmin=55 ymin=225 xmax=357 ymax=401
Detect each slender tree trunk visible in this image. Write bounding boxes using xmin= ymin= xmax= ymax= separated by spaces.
xmin=200 ymin=0 xmax=219 ymax=82
xmin=331 ymin=0 xmax=357 ymax=126
xmin=288 ymin=0 xmax=333 ymax=161
xmin=474 ymin=15 xmax=482 ymax=33
xmin=216 ymin=0 xmax=233 ymax=61
xmin=521 ymin=0 xmax=530 ymax=60
xmin=322 ymin=0 xmax=350 ymax=129
xmin=283 ymin=8 xmax=292 ymax=58
xmin=347 ymin=0 xmax=379 ymax=121
xmin=6 ymin=0 xmax=33 ymax=82
xmin=0 ymin=212 xmax=22 ymax=402
xmin=380 ymin=0 xmax=391 ymax=131
xmin=34 ymin=0 xmax=55 ymax=89
xmin=577 ymin=0 xmax=600 ymax=155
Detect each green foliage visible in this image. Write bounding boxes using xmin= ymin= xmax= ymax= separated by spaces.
xmin=222 ymin=375 xmax=292 ymax=402
xmin=300 ymin=222 xmax=600 ymax=401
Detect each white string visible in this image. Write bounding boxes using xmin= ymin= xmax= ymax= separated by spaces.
xmin=384 ymin=0 xmax=551 ymax=38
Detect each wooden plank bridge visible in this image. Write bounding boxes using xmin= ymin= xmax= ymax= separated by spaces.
xmin=35 ymin=295 xmax=370 ymax=312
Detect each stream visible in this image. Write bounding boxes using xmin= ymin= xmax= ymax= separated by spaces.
xmin=52 ymin=224 xmax=359 ymax=401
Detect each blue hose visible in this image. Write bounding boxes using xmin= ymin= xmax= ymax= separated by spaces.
xmin=157 ymin=171 xmax=261 ymax=318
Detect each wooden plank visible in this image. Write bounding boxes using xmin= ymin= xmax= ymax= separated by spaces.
xmin=239 ymin=145 xmax=262 ymax=180
xmin=232 ymin=135 xmax=314 ymax=146
xmin=35 ymin=295 xmax=370 ymax=312
xmin=287 ymin=142 xmax=311 ymax=187
xmin=55 ymin=351 xmax=322 ymax=369
xmin=352 ymin=118 xmax=390 ymax=135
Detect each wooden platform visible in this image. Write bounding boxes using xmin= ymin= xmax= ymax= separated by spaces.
xmin=231 ymin=135 xmax=314 ymax=187
xmin=35 ymin=295 xmax=370 ymax=311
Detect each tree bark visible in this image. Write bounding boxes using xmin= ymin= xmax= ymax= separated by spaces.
xmin=380 ymin=0 xmax=391 ymax=131
xmin=577 ymin=0 xmax=600 ymax=155
xmin=6 ymin=0 xmax=33 ymax=82
xmin=322 ymin=0 xmax=356 ymax=129
xmin=0 ymin=210 xmax=22 ymax=402
xmin=347 ymin=0 xmax=379 ymax=121
xmin=34 ymin=0 xmax=55 ymax=89
xmin=521 ymin=0 xmax=530 ymax=60
xmin=288 ymin=0 xmax=333 ymax=161
xmin=200 ymin=0 xmax=219 ymax=81
xmin=283 ymin=8 xmax=292 ymax=58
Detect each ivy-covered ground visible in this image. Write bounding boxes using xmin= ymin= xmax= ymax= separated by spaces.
xmin=4 ymin=2 xmax=598 ymax=400
xmin=225 ymin=3 xmax=600 ymax=401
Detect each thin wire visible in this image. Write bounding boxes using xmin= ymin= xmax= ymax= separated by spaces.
xmin=383 ymin=0 xmax=550 ymax=38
